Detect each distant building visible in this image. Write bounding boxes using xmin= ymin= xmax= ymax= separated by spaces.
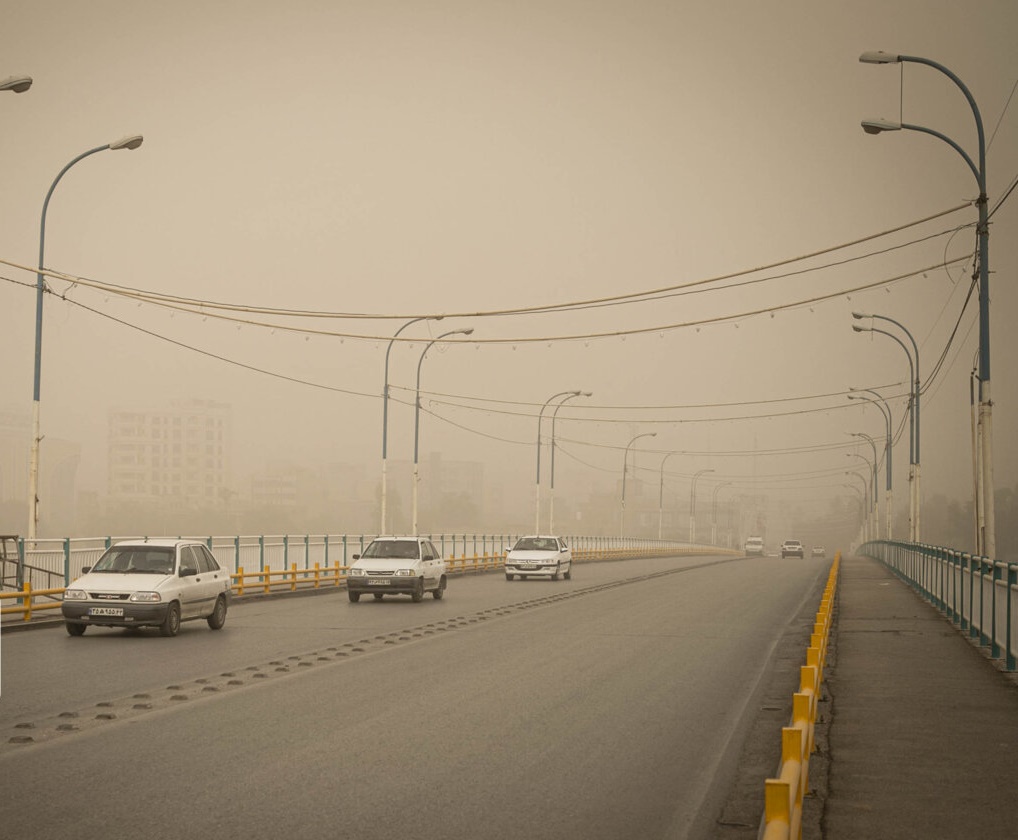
xmin=107 ymin=399 xmax=232 ymax=507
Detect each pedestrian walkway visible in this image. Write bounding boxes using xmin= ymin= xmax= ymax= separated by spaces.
xmin=820 ymin=554 xmax=1018 ymax=839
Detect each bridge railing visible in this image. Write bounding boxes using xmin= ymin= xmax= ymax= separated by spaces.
xmin=858 ymin=540 xmax=1017 ymax=672
xmin=1 ymin=534 xmax=734 ymax=623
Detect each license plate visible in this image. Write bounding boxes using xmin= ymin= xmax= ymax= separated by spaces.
xmin=520 ymin=564 xmax=537 ymax=570
xmin=89 ymin=607 xmax=124 ymax=617
xmin=367 ymin=579 xmax=391 ymax=586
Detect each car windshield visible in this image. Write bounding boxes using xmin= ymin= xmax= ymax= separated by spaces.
xmin=362 ymin=540 xmax=420 ymax=560
xmin=92 ymin=547 xmax=175 ymax=575
xmin=514 ymin=538 xmax=556 ymax=552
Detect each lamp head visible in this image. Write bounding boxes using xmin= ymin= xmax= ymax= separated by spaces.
xmin=1 ymin=75 xmax=32 ymax=93
xmin=581 ymin=391 xmax=593 ymax=397
xmin=862 ymin=119 xmax=901 ymax=135
xmin=859 ymin=51 xmax=901 ymax=64
xmin=851 ymin=311 xmax=870 ymax=320
xmin=458 ymin=328 xmax=474 ymax=337
xmin=110 ymin=135 xmax=144 ymax=150
xmin=852 ymin=325 xmax=868 ymax=333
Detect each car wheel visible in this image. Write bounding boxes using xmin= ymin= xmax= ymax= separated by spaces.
xmin=206 ymin=595 xmax=227 ymax=630
xmin=65 ymin=622 xmax=86 ymax=637
xmin=432 ymin=579 xmax=446 ymax=600
xmin=348 ymin=590 xmax=361 ymax=603
xmin=159 ymin=602 xmax=181 ymax=637
xmin=373 ymin=593 xmax=384 ymax=601
xmin=564 ymin=566 xmax=572 ymax=580
xmin=505 ymin=574 xmax=514 ymax=581
xmin=552 ymin=565 xmax=560 ymax=581
xmin=411 ymin=579 xmax=425 ymax=603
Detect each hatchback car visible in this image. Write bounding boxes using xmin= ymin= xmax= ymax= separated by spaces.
xmin=781 ymin=540 xmax=805 ymax=559
xmin=505 ymin=536 xmax=572 ymax=581
xmin=346 ymin=536 xmax=447 ymax=602
xmin=61 ymin=539 xmax=232 ymax=637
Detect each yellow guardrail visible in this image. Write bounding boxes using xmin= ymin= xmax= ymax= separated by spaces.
xmin=760 ymin=551 xmax=839 ymax=840
xmin=3 ymin=546 xmax=737 ymax=623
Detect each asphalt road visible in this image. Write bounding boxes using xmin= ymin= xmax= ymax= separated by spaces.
xmin=0 ymin=553 xmax=828 ymax=840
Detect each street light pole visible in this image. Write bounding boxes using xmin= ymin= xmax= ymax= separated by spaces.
xmin=711 ymin=482 xmax=731 ymax=545
xmin=28 ymin=135 xmax=144 ymax=539
xmin=548 ymin=391 xmax=591 ymax=535
xmin=412 ymin=328 xmax=473 ymax=535
xmin=852 ymin=322 xmax=918 ymax=540
xmin=845 ymin=470 xmax=870 ymax=544
xmin=848 ymin=389 xmax=894 ymax=539
xmin=535 ymin=390 xmax=581 ymax=534
xmin=381 ymin=316 xmax=443 ymax=534
xmin=861 ymin=50 xmax=993 ymax=556
xmin=847 ymin=452 xmax=875 ymax=541
xmin=658 ymin=452 xmax=678 ymax=540
xmin=620 ymin=432 xmax=656 ymax=538
xmin=689 ymin=468 xmax=714 ymax=544
xmin=850 ymin=432 xmax=880 ymax=542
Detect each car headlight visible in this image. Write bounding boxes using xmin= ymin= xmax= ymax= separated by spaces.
xmin=347 ymin=568 xmax=366 ymax=577
xmin=394 ymin=568 xmax=416 ymax=576
xmin=63 ymin=589 xmax=86 ymax=601
xmin=129 ymin=591 xmax=162 ymax=603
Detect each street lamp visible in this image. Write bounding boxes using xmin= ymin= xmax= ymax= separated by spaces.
xmin=535 ymin=390 xmax=582 ymax=533
xmin=620 ymin=432 xmax=656 ymax=538
xmin=842 ymin=482 xmax=866 ymax=545
xmin=845 ymin=470 xmax=870 ymax=544
xmin=711 ymin=482 xmax=732 ymax=546
xmin=689 ymin=468 xmax=715 ymax=544
xmin=411 ymin=327 xmax=473 ymax=535
xmin=849 ymin=431 xmax=880 ymax=541
xmin=380 ymin=316 xmax=443 ymax=534
xmin=28 ymin=135 xmax=144 ymax=539
xmin=548 ymin=391 xmax=591 ymax=534
xmin=847 ymin=452 xmax=875 ymax=541
xmin=658 ymin=452 xmax=679 ymax=540
xmin=861 ymin=50 xmax=994 ymax=556
xmin=848 ymin=389 xmax=894 ymax=539
xmin=1 ymin=75 xmax=32 ymax=93
xmin=852 ymin=314 xmax=920 ymax=540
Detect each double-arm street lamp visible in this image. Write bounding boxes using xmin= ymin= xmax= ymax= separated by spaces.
xmin=1 ymin=75 xmax=32 ymax=93
xmin=412 ymin=328 xmax=473 ymax=535
xmin=849 ymin=431 xmax=881 ymax=541
xmin=535 ymin=390 xmax=583 ymax=533
xmin=847 ymin=452 xmax=876 ymax=542
xmin=620 ymin=432 xmax=656 ymax=538
xmin=28 ymin=136 xmax=144 ymax=539
xmin=380 ymin=316 xmax=443 ymax=534
xmin=548 ymin=391 xmax=591 ymax=534
xmin=689 ymin=468 xmax=714 ymax=544
xmin=845 ymin=470 xmax=871 ymax=544
xmin=860 ymin=50 xmax=994 ymax=556
xmin=848 ymin=388 xmax=894 ymax=538
xmin=852 ymin=313 xmax=919 ymax=540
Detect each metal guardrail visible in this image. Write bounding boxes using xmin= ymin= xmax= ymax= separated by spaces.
xmin=858 ymin=540 xmax=1017 ymax=672
xmin=1 ymin=538 xmax=731 ymax=624
xmin=761 ymin=552 xmax=839 ymax=839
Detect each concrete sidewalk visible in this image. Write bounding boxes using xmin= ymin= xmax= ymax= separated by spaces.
xmin=817 ymin=554 xmax=1018 ymax=839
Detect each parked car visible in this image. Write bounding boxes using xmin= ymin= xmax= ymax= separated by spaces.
xmin=346 ymin=536 xmax=447 ymax=602
xmin=61 ymin=539 xmax=232 ymax=637
xmin=781 ymin=539 xmax=805 ymax=559
xmin=505 ymin=535 xmax=572 ymax=581
xmin=744 ymin=536 xmax=765 ymax=556
xmin=811 ymin=545 xmax=826 ymax=558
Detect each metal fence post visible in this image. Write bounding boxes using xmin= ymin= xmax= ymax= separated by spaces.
xmin=1007 ymin=564 xmax=1016 ymax=672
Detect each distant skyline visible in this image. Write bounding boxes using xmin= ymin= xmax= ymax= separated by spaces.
xmin=2 ymin=1 xmax=1016 ymax=549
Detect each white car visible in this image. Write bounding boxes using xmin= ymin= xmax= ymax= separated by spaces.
xmin=744 ymin=536 xmax=765 ymax=556
xmin=61 ymin=539 xmax=232 ymax=637
xmin=346 ymin=536 xmax=447 ymax=602
xmin=505 ymin=536 xmax=572 ymax=581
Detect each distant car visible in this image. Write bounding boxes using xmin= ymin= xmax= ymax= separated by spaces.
xmin=61 ymin=539 xmax=232 ymax=637
xmin=811 ymin=545 xmax=826 ymax=558
xmin=505 ymin=536 xmax=572 ymax=581
xmin=346 ymin=536 xmax=447 ymax=602
xmin=781 ymin=540 xmax=805 ymax=559
xmin=744 ymin=536 xmax=765 ymax=556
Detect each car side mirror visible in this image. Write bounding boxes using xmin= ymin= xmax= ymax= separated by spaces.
xmin=81 ymin=566 xmax=92 ymax=574
xmin=179 ymin=567 xmax=198 ymax=578
xmin=352 ymin=554 xmax=361 ymax=561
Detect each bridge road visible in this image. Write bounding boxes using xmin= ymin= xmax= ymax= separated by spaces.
xmin=0 ymin=554 xmax=828 ymax=840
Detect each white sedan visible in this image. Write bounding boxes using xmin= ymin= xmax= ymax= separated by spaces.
xmin=505 ymin=536 xmax=572 ymax=581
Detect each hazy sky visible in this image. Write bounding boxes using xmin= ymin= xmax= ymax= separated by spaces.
xmin=2 ymin=0 xmax=1016 ymax=536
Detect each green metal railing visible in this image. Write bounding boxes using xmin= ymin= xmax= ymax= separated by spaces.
xmin=858 ymin=540 xmax=1017 ymax=671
